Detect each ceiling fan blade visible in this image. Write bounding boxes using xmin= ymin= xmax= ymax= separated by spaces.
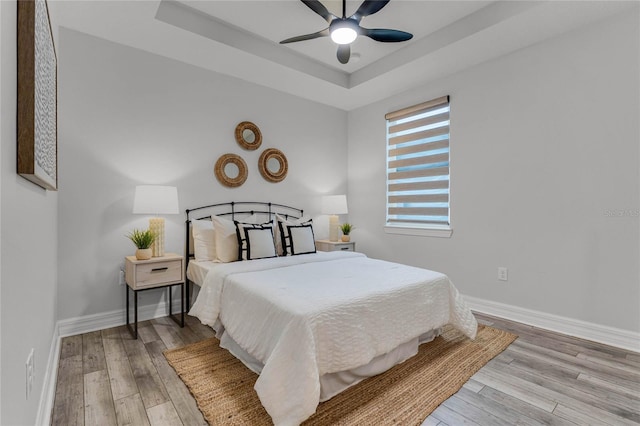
xmin=300 ymin=0 xmax=334 ymax=23
xmin=280 ymin=28 xmax=329 ymax=44
xmin=361 ymin=28 xmax=413 ymax=42
xmin=337 ymin=44 xmax=350 ymax=64
xmin=352 ymin=0 xmax=390 ymax=21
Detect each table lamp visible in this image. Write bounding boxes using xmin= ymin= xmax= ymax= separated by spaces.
xmin=322 ymin=194 xmax=348 ymax=242
xmin=133 ymin=185 xmax=179 ymax=257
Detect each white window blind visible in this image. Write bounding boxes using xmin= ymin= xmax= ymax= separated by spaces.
xmin=386 ymin=96 xmax=450 ymax=228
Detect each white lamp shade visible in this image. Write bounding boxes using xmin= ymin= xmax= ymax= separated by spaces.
xmin=322 ymin=194 xmax=348 ymax=215
xmin=133 ymin=185 xmax=179 ymax=215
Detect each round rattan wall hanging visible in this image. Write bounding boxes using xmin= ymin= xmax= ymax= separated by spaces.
xmin=235 ymin=121 xmax=262 ymax=151
xmin=259 ymin=148 xmax=288 ymax=183
xmin=214 ymin=153 xmax=248 ymax=187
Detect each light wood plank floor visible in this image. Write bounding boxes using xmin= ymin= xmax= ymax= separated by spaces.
xmin=51 ymin=313 xmax=640 ymax=425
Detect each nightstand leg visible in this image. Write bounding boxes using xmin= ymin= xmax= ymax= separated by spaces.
xmin=125 ymin=286 xmax=138 ymax=339
xmin=126 ymin=285 xmax=129 ymax=326
xmin=168 ymin=284 xmax=185 ymax=328
xmin=181 ymin=282 xmax=185 ymax=327
xmin=169 ymin=286 xmax=172 ymax=317
xmin=186 ymin=281 xmax=190 ymax=310
xmin=134 ymin=290 xmax=138 ymax=339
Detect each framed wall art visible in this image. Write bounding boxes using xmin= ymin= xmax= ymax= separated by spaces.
xmin=17 ymin=0 xmax=58 ymax=190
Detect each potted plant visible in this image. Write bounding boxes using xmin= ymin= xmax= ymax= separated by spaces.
xmin=126 ymin=228 xmax=156 ymax=260
xmin=340 ymin=223 xmax=353 ymax=242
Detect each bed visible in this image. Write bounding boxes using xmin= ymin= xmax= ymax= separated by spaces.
xmin=184 ymin=202 xmax=477 ymax=426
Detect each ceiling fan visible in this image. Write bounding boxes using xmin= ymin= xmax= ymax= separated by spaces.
xmin=280 ymin=0 xmax=413 ymax=65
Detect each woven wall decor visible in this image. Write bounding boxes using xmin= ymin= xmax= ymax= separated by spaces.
xmin=259 ymin=148 xmax=288 ymax=183
xmin=235 ymin=121 xmax=262 ymax=151
xmin=215 ymin=154 xmax=248 ymax=187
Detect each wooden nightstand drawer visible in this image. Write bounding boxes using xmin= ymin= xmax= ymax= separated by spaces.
xmin=332 ymin=243 xmax=354 ymax=252
xmin=315 ymin=240 xmax=356 ymax=252
xmin=125 ymin=253 xmax=184 ymax=290
xmin=135 ymin=260 xmax=182 ymax=288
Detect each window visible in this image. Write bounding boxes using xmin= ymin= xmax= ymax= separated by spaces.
xmin=385 ymin=96 xmax=451 ymax=237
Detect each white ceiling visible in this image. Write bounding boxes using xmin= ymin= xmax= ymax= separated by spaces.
xmin=48 ymin=0 xmax=636 ymax=111
xmin=182 ymin=0 xmax=493 ymax=72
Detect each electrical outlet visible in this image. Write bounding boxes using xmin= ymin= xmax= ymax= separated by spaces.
xmin=498 ymin=267 xmax=508 ymax=281
xmin=26 ymin=349 xmax=34 ymax=400
xmin=119 ymin=269 xmax=126 ymax=286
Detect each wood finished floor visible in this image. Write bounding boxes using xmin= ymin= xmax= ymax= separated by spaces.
xmin=51 ymin=313 xmax=640 ymax=426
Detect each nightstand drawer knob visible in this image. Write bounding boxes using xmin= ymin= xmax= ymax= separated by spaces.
xmin=151 ymin=267 xmax=169 ymax=272
xmin=341 ymin=247 xmax=350 ymax=251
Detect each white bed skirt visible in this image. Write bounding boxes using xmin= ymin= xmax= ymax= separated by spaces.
xmin=210 ymin=319 xmax=441 ymax=402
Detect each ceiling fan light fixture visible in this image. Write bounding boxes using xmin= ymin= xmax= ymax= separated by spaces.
xmin=331 ymin=27 xmax=357 ymax=44
xmin=330 ymin=19 xmax=358 ymax=45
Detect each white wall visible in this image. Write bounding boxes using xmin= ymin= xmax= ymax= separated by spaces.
xmin=348 ymin=10 xmax=639 ymax=333
xmin=57 ymin=29 xmax=348 ymax=321
xmin=1 ymin=1 xmax=59 ymax=424
xmin=0 ymin=2 xmax=3 ymax=422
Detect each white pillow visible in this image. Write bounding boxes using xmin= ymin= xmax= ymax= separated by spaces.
xmin=240 ymin=225 xmax=277 ymax=260
xmin=192 ymin=219 xmax=216 ymax=261
xmin=211 ymin=216 xmax=236 ymax=262
xmin=289 ymin=224 xmax=316 ymax=255
xmin=212 ymin=214 xmax=259 ymax=262
xmin=276 ymin=214 xmax=313 ymax=256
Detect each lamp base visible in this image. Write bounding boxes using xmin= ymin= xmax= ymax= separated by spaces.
xmin=149 ymin=217 xmax=165 ymax=257
xmin=329 ymin=214 xmax=339 ymax=242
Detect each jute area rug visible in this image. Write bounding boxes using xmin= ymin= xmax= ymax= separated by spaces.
xmin=164 ymin=325 xmax=516 ymax=425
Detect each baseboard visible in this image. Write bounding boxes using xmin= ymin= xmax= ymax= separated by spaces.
xmin=58 ymin=300 xmax=175 ymax=337
xmin=466 ymin=295 xmax=640 ymax=353
xmin=37 ymin=301 xmax=177 ymax=425
xmin=35 ymin=323 xmax=60 ymax=426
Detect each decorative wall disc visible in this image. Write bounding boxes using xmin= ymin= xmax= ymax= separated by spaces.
xmin=214 ymin=153 xmax=248 ymax=187
xmin=259 ymin=148 xmax=288 ymax=183
xmin=235 ymin=121 xmax=262 ymax=151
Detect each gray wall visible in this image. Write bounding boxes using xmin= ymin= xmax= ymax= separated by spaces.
xmin=57 ymin=29 xmax=348 ymax=321
xmin=0 ymin=3 xmax=3 ymax=422
xmin=347 ymin=10 xmax=639 ymax=332
xmin=1 ymin=1 xmax=59 ymax=424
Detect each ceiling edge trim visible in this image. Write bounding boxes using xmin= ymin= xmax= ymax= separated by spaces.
xmin=155 ymin=0 xmax=350 ymax=88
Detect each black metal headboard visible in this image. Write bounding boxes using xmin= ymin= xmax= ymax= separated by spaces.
xmin=185 ymin=201 xmax=303 ymax=260
xmin=184 ymin=201 xmax=303 ymax=307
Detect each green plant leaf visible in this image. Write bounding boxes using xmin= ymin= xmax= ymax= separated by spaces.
xmin=126 ymin=228 xmax=156 ymax=249
xmin=340 ymin=223 xmax=353 ymax=235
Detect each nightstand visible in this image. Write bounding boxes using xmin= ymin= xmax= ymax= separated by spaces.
xmin=124 ymin=253 xmax=185 ymax=339
xmin=315 ymin=239 xmax=356 ymax=252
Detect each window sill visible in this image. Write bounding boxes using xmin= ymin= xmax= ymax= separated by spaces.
xmin=384 ymin=224 xmax=453 ymax=238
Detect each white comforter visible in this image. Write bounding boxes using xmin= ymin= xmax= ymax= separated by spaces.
xmin=189 ymin=251 xmax=477 ymax=426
